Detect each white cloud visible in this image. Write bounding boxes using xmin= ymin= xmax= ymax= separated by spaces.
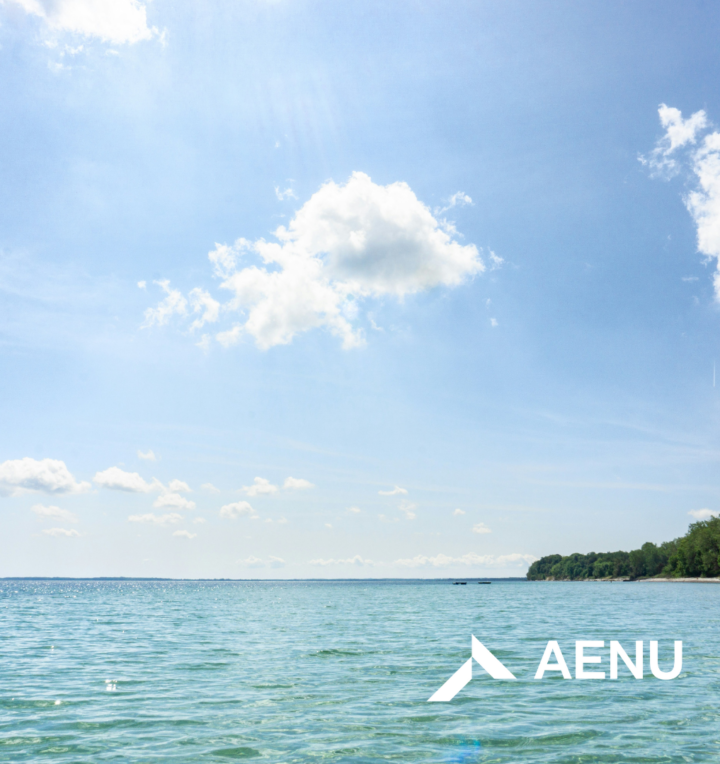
xmin=137 ymin=280 xmax=147 ymax=289
xmin=137 ymin=449 xmax=156 ymax=461
xmin=277 ymin=517 xmax=288 ymax=524
xmin=128 ymin=512 xmax=182 ymax=526
xmin=145 ymin=172 xmax=484 ymax=349
xmin=0 ymin=458 xmax=90 ymax=497
xmin=398 ymin=500 xmax=417 ymax=520
xmin=142 ymin=280 xmax=187 ymax=327
xmin=8 ymin=0 xmax=158 ymax=45
xmin=201 ymin=482 xmax=220 ymax=493
xmin=243 ymin=556 xmax=265 ymax=568
xmin=453 ymin=508 xmax=465 ymax=516
xmin=473 ymin=522 xmax=492 ymax=534
xmin=31 ymin=504 xmax=78 ymax=523
xmin=490 ymin=318 xmax=498 ymax=327
xmin=283 ymin=476 xmax=314 ymax=490
xmin=309 ymin=555 xmax=374 ymax=566
xmin=347 ymin=506 xmax=361 ymax=514
xmin=94 ymin=466 xmax=159 ymax=493
xmin=243 ymin=477 xmax=278 ymax=496
xmin=643 ymin=105 xmax=720 ymax=299
xmin=394 ymin=552 xmax=537 ymax=568
xmin=193 ymin=517 xmax=206 ymax=524
xmin=188 ymin=288 xmax=220 ymax=331
xmin=42 ymin=527 xmax=80 ymax=537
xmin=172 ymin=530 xmax=196 ymax=539
xmin=641 ymin=104 xmax=708 ymax=176
xmin=220 ymin=501 xmax=255 ymax=519
xmin=167 ymin=479 xmax=191 ymax=493
xmin=379 ymin=485 xmax=407 ymax=496
xmin=325 ymin=523 xmax=332 ymax=528
xmin=682 ymin=276 xmax=699 ymax=282
xmin=153 ymin=493 xmax=196 ymax=511
xmin=688 ymin=508 xmax=720 ymax=520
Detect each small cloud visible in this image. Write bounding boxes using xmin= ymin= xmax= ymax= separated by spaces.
xmin=379 ymin=485 xmax=407 ymax=496
xmin=137 ymin=281 xmax=147 ymax=289
xmin=201 ymin=483 xmax=220 ymax=493
xmin=309 ymin=555 xmax=374 ymax=566
xmin=167 ymin=479 xmax=191 ymax=493
xmin=489 ymin=251 xmax=504 ymax=270
xmin=220 ymin=501 xmax=255 ymax=519
xmin=283 ymin=476 xmax=314 ymax=490
xmin=128 ymin=513 xmax=183 ymax=526
xmin=688 ymin=508 xmax=719 ymax=520
xmin=31 ymin=504 xmax=78 ymax=523
xmin=193 ymin=517 xmax=206 ymax=524
xmin=153 ymin=493 xmax=196 ymax=511
xmin=42 ymin=528 xmax=80 ymax=538
xmin=399 ymin=500 xmax=417 ymax=520
xmin=490 ymin=318 xmax=498 ymax=327
xmin=173 ymin=530 xmax=196 ymax=539
xmin=277 ymin=517 xmax=288 ymax=525
xmin=682 ymin=276 xmax=699 ymax=282
xmin=137 ymin=449 xmax=155 ymax=461
xmin=143 ymin=280 xmax=188 ymax=328
xmin=243 ymin=556 xmax=265 ymax=568
xmin=269 ymin=556 xmax=286 ymax=569
xmin=94 ymin=467 xmax=161 ymax=493
xmin=325 ymin=523 xmax=332 ymax=528
xmin=436 ymin=191 xmax=473 ymax=215
xmin=275 ymin=186 xmax=297 ymax=201
xmin=472 ymin=523 xmax=492 ymax=534
xmin=196 ymin=334 xmax=212 ymax=351
xmin=453 ymin=508 xmax=465 ymax=516
xmin=243 ymin=477 xmax=278 ymax=497
xmin=347 ymin=506 xmax=361 ymax=514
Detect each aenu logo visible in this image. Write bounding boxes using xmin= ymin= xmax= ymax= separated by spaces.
xmin=429 ymin=636 xmax=683 ymax=701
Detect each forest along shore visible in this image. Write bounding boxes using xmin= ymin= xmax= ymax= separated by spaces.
xmin=527 ymin=517 xmax=720 ymax=581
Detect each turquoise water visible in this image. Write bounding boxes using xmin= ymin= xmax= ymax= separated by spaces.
xmin=0 ymin=580 xmax=718 ymax=762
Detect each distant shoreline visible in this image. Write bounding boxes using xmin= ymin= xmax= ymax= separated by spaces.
xmin=536 ymin=577 xmax=720 ymax=583
xmin=0 ymin=576 xmax=527 ymax=583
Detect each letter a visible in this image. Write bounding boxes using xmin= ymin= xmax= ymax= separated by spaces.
xmin=535 ymin=640 xmax=571 ymax=679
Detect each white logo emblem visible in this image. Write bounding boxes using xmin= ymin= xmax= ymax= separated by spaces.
xmin=428 ymin=635 xmax=516 ymax=701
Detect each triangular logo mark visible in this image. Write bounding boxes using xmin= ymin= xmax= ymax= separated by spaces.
xmin=427 ymin=635 xmax=516 ymax=701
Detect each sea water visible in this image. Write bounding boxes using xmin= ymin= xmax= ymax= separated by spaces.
xmin=0 ymin=580 xmax=718 ymax=762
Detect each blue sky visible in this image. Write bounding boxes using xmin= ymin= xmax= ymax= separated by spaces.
xmin=2 ymin=0 xmax=720 ymax=578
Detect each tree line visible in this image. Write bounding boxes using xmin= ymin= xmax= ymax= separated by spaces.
xmin=526 ymin=517 xmax=720 ymax=580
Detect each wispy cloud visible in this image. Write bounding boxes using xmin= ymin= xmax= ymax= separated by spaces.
xmin=137 ymin=449 xmax=156 ymax=461
xmin=309 ymin=555 xmax=374 ymax=566
xmin=31 ymin=504 xmax=78 ymax=523
xmin=42 ymin=527 xmax=80 ymax=538
xmin=283 ymin=476 xmax=314 ymax=490
xmin=153 ymin=493 xmax=196 ymax=511
xmin=472 ymin=522 xmax=492 ymax=534
xmin=128 ymin=512 xmax=182 ymax=526
xmin=379 ymin=485 xmax=407 ymax=496
xmin=394 ymin=552 xmax=537 ymax=568
xmin=173 ymin=530 xmax=196 ymax=539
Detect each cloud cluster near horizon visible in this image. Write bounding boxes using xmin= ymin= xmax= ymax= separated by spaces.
xmin=142 ymin=172 xmax=487 ymax=349
xmin=6 ymin=0 xmax=159 ymax=45
xmin=643 ymin=104 xmax=720 ymax=300
xmin=0 ymin=458 xmax=90 ymax=497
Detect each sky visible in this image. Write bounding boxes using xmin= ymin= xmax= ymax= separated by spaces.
xmin=2 ymin=0 xmax=720 ymax=578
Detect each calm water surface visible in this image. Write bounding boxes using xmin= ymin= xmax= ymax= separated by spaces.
xmin=0 ymin=580 xmax=718 ymax=762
